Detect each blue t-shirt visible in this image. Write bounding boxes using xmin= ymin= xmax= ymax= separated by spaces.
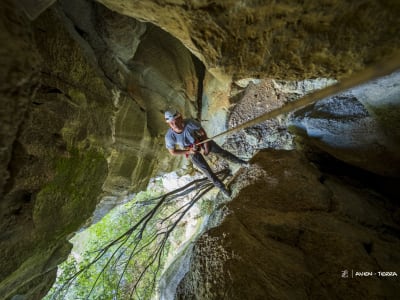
xmin=165 ymin=119 xmax=202 ymax=149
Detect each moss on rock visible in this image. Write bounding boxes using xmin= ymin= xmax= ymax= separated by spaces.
xmin=33 ymin=149 xmax=108 ymax=240
xmin=1 ymin=148 xmax=107 ymax=299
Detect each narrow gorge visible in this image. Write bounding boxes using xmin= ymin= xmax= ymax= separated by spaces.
xmin=1 ymin=0 xmax=399 ymax=299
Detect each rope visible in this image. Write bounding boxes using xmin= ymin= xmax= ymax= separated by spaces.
xmin=197 ymin=51 xmax=400 ymax=145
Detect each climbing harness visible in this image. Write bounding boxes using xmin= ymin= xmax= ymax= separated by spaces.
xmin=185 ymin=143 xmax=200 ymax=158
xmin=196 ymin=51 xmax=400 ymax=146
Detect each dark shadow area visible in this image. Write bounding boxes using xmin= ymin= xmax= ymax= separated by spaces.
xmin=191 ymin=53 xmax=205 ymax=121
xmin=305 ymin=148 xmax=400 ymax=202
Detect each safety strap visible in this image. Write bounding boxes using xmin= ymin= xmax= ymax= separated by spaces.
xmin=185 ymin=140 xmax=201 ymax=158
xmin=197 ymin=51 xmax=400 ymax=146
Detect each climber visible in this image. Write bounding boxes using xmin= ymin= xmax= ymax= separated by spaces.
xmin=164 ymin=108 xmax=248 ymax=197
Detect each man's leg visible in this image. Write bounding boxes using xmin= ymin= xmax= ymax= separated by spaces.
xmin=190 ymin=152 xmax=225 ymax=189
xmin=208 ymin=141 xmax=247 ymax=165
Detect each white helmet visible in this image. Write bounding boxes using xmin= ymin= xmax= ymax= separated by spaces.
xmin=164 ymin=109 xmax=181 ymax=122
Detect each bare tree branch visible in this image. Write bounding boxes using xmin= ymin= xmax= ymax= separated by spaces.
xmin=50 ymin=169 xmax=230 ymax=299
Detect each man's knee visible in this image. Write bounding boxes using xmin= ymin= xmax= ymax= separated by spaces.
xmin=191 ymin=153 xmax=209 ymax=170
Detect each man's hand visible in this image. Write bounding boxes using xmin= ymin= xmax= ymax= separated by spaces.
xmin=187 ymin=147 xmax=198 ymax=155
xmin=168 ymin=146 xmax=201 ymax=157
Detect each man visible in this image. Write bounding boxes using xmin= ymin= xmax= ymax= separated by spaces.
xmin=164 ymin=108 xmax=248 ymax=197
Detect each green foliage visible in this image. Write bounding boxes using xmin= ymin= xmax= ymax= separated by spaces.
xmin=199 ymin=198 xmax=215 ymax=215
xmin=44 ymin=169 xmax=229 ymax=300
xmin=44 ymin=188 xmax=169 ymax=300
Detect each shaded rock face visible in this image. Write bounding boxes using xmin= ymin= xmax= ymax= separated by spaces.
xmin=1 ymin=1 xmax=200 ymax=298
xmin=97 ymin=0 xmax=400 ymax=79
xmin=223 ymin=72 xmax=400 ymax=178
xmin=0 ymin=0 xmax=399 ymax=299
xmin=176 ymin=150 xmax=400 ymax=299
xmin=58 ymin=0 xmax=200 ymax=135
xmin=291 ymin=71 xmax=400 ymax=177
xmin=1 ymin=5 xmax=112 ymax=299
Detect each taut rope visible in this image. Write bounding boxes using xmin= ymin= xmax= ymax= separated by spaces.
xmin=197 ymin=51 xmax=400 ymax=145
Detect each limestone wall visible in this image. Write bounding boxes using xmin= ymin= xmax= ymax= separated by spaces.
xmin=177 ymin=150 xmax=400 ymax=299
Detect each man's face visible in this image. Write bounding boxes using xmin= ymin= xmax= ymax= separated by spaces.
xmin=168 ymin=115 xmax=184 ymax=132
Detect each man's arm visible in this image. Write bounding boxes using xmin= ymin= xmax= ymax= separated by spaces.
xmin=168 ymin=148 xmax=197 ymax=156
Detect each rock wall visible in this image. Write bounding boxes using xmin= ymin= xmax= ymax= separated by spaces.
xmin=176 ymin=150 xmax=400 ymax=299
xmin=219 ymin=71 xmax=400 ymax=178
xmin=174 ymin=72 xmax=400 ymax=299
xmin=224 ymin=77 xmax=336 ymax=158
xmin=0 ymin=4 xmax=113 ymax=298
xmin=97 ymin=0 xmax=400 ymax=80
xmin=0 ymin=1 xmax=200 ymax=298
xmin=291 ymin=71 xmax=400 ymax=178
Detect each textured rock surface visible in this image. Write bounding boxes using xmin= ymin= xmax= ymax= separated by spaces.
xmin=291 ymin=71 xmax=400 ymax=177
xmin=1 ymin=4 xmax=111 ymax=298
xmin=176 ymin=150 xmax=400 ymax=299
xmin=222 ymin=72 xmax=400 ymax=178
xmin=0 ymin=1 xmax=41 ymax=202
xmin=225 ymin=78 xmax=336 ymax=158
xmin=97 ymin=0 xmax=400 ymax=80
xmin=1 ymin=1 xmax=199 ymax=298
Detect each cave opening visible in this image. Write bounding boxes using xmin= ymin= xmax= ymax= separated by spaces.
xmin=2 ymin=0 xmax=400 ymax=299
